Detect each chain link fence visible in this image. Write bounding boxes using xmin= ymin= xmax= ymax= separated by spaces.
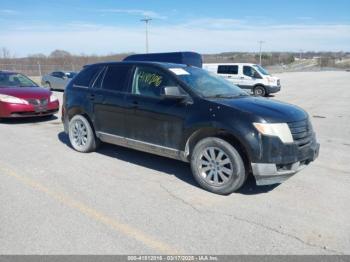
xmin=0 ymin=63 xmax=83 ymax=77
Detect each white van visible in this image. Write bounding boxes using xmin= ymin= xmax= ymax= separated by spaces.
xmin=203 ymin=63 xmax=281 ymax=96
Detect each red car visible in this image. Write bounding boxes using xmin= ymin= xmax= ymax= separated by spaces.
xmin=0 ymin=71 xmax=59 ymax=118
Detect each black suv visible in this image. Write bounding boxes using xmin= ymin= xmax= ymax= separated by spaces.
xmin=62 ymin=56 xmax=319 ymax=194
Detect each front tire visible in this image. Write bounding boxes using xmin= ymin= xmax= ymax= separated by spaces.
xmin=190 ymin=137 xmax=247 ymax=195
xmin=253 ymin=86 xmax=266 ymax=96
xmin=68 ymin=115 xmax=98 ymax=153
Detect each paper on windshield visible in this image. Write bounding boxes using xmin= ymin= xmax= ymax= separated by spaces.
xmin=169 ymin=68 xmax=190 ymax=75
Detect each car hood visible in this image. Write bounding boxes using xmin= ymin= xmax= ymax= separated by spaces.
xmin=211 ymin=96 xmax=308 ymax=123
xmin=270 ymin=76 xmax=279 ymax=81
xmin=0 ymin=86 xmax=51 ymax=99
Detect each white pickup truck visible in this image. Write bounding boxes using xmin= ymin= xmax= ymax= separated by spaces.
xmin=203 ymin=63 xmax=281 ymax=96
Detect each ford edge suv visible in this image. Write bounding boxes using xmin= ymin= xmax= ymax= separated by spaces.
xmin=62 ymin=58 xmax=319 ymax=195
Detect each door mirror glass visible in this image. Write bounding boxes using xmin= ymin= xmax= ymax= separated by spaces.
xmin=161 ymin=86 xmax=188 ymax=100
xmin=253 ymin=71 xmax=262 ymax=79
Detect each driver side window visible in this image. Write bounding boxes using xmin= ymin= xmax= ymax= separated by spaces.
xmin=131 ymin=66 xmax=177 ymax=98
xmin=243 ymin=66 xmax=261 ymax=79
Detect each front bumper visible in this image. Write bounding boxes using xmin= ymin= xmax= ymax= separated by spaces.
xmin=265 ymin=85 xmax=281 ymax=94
xmin=251 ymin=136 xmax=320 ymax=186
xmin=0 ymin=101 xmax=59 ymax=118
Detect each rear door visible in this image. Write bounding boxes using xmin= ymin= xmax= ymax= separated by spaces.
xmin=92 ymin=64 xmax=132 ymax=137
xmin=217 ymin=65 xmax=240 ymax=85
xmin=51 ymin=71 xmax=66 ymax=90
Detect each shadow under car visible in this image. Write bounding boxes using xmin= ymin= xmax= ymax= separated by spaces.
xmin=57 ymin=131 xmax=279 ymax=195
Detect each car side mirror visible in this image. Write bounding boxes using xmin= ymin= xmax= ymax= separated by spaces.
xmin=253 ymin=72 xmax=262 ymax=79
xmin=161 ymin=86 xmax=188 ymax=101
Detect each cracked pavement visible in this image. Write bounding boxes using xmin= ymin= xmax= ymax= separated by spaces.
xmin=1 ymin=71 xmax=349 ymax=254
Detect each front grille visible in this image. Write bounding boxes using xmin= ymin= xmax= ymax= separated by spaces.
xmin=10 ymin=109 xmax=58 ymax=117
xmin=288 ymin=119 xmax=313 ymax=147
xmin=27 ymin=98 xmax=48 ymax=106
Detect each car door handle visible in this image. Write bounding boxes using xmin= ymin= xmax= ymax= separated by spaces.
xmin=240 ymin=77 xmax=245 ymax=79
xmin=87 ymin=94 xmax=95 ymax=100
xmin=131 ymin=101 xmax=139 ymax=108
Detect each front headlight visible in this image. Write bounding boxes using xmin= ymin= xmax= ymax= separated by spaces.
xmin=267 ymin=77 xmax=275 ymax=84
xmin=50 ymin=94 xmax=58 ymax=102
xmin=253 ymin=122 xmax=294 ymax=143
xmin=0 ymin=94 xmax=29 ymax=105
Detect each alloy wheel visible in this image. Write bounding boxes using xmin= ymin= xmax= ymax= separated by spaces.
xmin=71 ymin=119 xmax=88 ymax=148
xmin=198 ymin=147 xmax=234 ymax=186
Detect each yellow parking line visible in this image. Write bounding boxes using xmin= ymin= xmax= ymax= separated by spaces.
xmin=0 ymin=164 xmax=179 ymax=254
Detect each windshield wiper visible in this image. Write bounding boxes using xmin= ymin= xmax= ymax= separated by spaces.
xmin=206 ymin=94 xmax=234 ymax=98
xmin=206 ymin=93 xmax=248 ymax=99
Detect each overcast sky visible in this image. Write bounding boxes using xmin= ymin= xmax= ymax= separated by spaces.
xmin=1 ymin=0 xmax=350 ymax=56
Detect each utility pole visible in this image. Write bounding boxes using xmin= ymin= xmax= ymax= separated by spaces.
xmin=299 ymin=49 xmax=303 ymax=60
xmin=37 ymin=61 xmax=42 ymax=77
xmin=258 ymin=41 xmax=265 ymax=65
xmin=140 ymin=18 xmax=152 ymax=53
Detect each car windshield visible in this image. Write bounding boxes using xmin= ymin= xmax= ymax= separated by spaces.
xmin=174 ymin=67 xmax=248 ymax=98
xmin=0 ymin=73 xmax=38 ymax=87
xmin=66 ymin=72 xmax=77 ymax=78
xmin=253 ymin=64 xmax=270 ymax=75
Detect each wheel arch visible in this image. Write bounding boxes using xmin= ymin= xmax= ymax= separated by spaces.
xmin=184 ymin=127 xmax=252 ymax=173
xmin=66 ymin=107 xmax=96 ymax=134
xmin=253 ymin=83 xmax=266 ymax=89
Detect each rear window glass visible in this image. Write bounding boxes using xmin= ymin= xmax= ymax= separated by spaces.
xmin=73 ymin=65 xmax=103 ymax=87
xmin=102 ymin=65 xmax=131 ymax=92
xmin=217 ymin=65 xmax=238 ymax=75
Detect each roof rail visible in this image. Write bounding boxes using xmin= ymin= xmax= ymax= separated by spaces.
xmin=123 ymin=52 xmax=203 ymax=68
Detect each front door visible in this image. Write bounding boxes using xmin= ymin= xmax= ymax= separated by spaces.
xmin=239 ymin=66 xmax=262 ymax=90
xmin=124 ymin=65 xmax=189 ymax=150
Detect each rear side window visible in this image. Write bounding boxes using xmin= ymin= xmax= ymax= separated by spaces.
xmin=73 ymin=65 xmax=103 ymax=87
xmin=91 ymin=67 xmax=106 ymax=89
xmin=51 ymin=71 xmax=64 ymax=78
xmin=101 ymin=65 xmax=131 ymax=92
xmin=218 ymin=65 xmax=238 ymax=75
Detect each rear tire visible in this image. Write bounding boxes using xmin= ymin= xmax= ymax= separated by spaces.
xmin=253 ymin=86 xmax=266 ymax=96
xmin=190 ymin=137 xmax=247 ymax=195
xmin=68 ymin=115 xmax=99 ymax=153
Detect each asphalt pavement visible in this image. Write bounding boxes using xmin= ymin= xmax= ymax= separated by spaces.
xmin=0 ymin=71 xmax=349 ymax=254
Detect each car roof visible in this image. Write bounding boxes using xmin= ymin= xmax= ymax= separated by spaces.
xmin=85 ymin=61 xmax=189 ymax=69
